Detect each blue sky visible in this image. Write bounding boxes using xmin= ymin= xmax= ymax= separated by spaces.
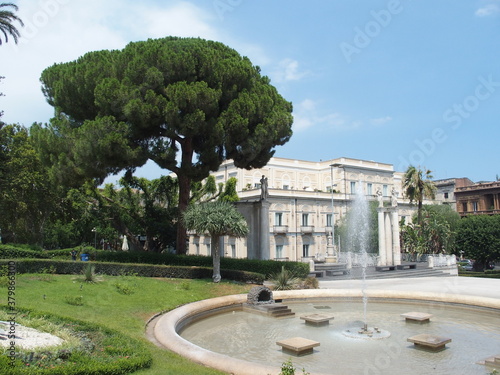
xmin=2 ymin=0 xmax=499 ymax=183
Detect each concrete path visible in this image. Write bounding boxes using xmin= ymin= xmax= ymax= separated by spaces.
xmin=319 ymin=276 xmax=500 ymax=300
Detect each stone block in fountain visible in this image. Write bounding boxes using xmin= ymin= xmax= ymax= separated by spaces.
xmin=401 ymin=312 xmax=432 ymax=323
xmin=407 ymin=333 xmax=451 ymax=351
xmin=276 ymin=337 xmax=320 ymax=356
xmin=300 ymin=313 xmax=335 ymax=326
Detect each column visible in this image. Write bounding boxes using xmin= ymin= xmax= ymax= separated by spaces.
xmin=377 ymin=208 xmax=386 ymax=266
xmin=391 ymin=209 xmax=401 ymax=266
xmin=260 ymin=201 xmax=271 ymax=260
xmin=384 ymin=212 xmax=393 ymax=265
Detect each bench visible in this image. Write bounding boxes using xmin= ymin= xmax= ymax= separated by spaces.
xmin=326 ymin=269 xmax=350 ymax=276
xmin=375 ymin=265 xmax=396 ymax=272
xmin=397 ymin=263 xmax=417 ymax=270
xmin=309 ymin=270 xmax=326 ymax=278
xmin=315 ymin=263 xmax=349 ymax=277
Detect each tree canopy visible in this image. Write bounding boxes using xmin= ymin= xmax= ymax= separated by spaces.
xmin=183 ymin=200 xmax=248 ymax=282
xmin=39 ymin=37 xmax=293 ymax=253
xmin=402 ymin=165 xmax=436 ymax=227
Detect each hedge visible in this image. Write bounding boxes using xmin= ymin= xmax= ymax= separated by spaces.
xmin=0 ymin=306 xmax=152 ymax=375
xmin=0 ymin=245 xmax=51 ymax=260
xmin=55 ymin=249 xmax=309 ymax=278
xmin=1 ymin=244 xmax=310 ymax=279
xmin=0 ymin=259 xmax=265 ymax=284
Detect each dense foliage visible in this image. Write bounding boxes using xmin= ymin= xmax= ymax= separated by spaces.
xmin=455 ymin=214 xmax=500 ymax=271
xmin=39 ymin=36 xmax=293 ymax=253
xmin=400 ymin=205 xmax=460 ymax=255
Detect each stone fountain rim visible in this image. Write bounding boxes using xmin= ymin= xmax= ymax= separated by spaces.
xmin=152 ymin=289 xmax=500 ymax=375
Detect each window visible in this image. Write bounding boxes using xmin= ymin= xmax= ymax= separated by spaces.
xmin=326 ymin=214 xmax=332 ymax=227
xmin=195 ymin=243 xmax=200 ymax=255
xmin=350 ymin=181 xmax=356 ymax=194
xmin=462 ymin=202 xmax=468 ymax=212
xmin=472 ymin=201 xmax=478 ymax=212
xmin=275 ymin=212 xmax=283 ymax=226
xmin=283 ymin=185 xmax=289 ymax=190
xmin=207 ymin=243 xmax=211 ymax=256
xmin=367 ymin=183 xmax=373 ymax=195
xmin=276 ymin=245 xmax=283 ymax=259
xmin=231 ymin=244 xmax=236 ymax=258
xmin=302 ymin=244 xmax=310 ymax=258
xmin=383 ymin=185 xmax=388 ymax=196
xmin=302 ymin=213 xmax=309 ymax=226
xmin=444 ymin=192 xmax=449 ymax=199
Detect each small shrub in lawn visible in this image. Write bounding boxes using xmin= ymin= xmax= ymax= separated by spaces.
xmin=64 ymin=295 xmax=84 ymax=306
xmin=83 ymin=263 xmax=96 ymax=283
xmin=114 ymin=282 xmax=135 ymax=295
xmin=297 ymin=276 xmax=319 ymax=289
xmin=180 ymin=280 xmax=191 ymax=290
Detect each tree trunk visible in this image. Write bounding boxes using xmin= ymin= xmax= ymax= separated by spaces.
xmin=176 ymin=173 xmax=191 ymax=255
xmin=212 ymin=234 xmax=221 ymax=283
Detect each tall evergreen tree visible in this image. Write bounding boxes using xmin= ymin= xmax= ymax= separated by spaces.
xmin=39 ymin=37 xmax=293 ymax=253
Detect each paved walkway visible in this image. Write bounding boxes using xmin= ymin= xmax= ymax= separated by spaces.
xmin=319 ymin=276 xmax=500 ymax=300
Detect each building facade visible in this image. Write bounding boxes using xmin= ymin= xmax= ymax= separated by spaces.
xmin=455 ymin=181 xmax=500 ymax=216
xmin=187 ymin=157 xmax=429 ymax=261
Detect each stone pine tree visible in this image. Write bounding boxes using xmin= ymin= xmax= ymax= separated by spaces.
xmin=39 ymin=37 xmax=294 ymax=254
xmin=183 ymin=200 xmax=248 ymax=282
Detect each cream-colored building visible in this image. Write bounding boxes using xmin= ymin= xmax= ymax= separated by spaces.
xmin=187 ymin=157 xmax=425 ymax=261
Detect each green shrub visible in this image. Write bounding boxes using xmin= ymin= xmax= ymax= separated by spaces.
xmin=268 ymin=266 xmax=300 ymax=290
xmin=64 ymin=295 xmax=84 ymax=306
xmin=0 ymin=306 xmax=152 ymax=375
xmin=0 ymin=244 xmax=50 ymax=259
xmin=114 ymin=282 xmax=135 ymax=295
xmin=83 ymin=263 xmax=96 ymax=283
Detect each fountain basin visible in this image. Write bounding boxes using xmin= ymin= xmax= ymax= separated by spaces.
xmin=152 ymin=289 xmax=500 ymax=375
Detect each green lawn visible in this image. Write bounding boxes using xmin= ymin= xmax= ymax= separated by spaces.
xmin=3 ymin=272 xmax=254 ymax=375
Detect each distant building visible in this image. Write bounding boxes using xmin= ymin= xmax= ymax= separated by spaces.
xmin=187 ymin=157 xmax=435 ymax=260
xmin=455 ymin=181 xmax=500 ymax=216
xmin=433 ymin=177 xmax=474 ymax=211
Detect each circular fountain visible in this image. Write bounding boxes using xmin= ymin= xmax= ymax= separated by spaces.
xmin=151 ymin=288 xmax=500 ymax=375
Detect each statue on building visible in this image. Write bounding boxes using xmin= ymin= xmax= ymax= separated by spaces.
xmin=376 ymin=188 xmax=383 ymax=207
xmin=260 ymin=175 xmax=268 ymax=201
xmin=391 ymin=188 xmax=398 ymax=207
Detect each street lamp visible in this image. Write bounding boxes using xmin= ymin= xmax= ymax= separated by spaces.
xmin=91 ymin=228 xmax=97 ymax=249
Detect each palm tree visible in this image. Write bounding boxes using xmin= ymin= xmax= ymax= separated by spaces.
xmin=402 ymin=165 xmax=436 ymax=227
xmin=0 ymin=3 xmax=24 ymax=45
xmin=183 ymin=200 xmax=249 ymax=283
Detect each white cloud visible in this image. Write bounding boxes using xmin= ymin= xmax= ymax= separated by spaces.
xmin=272 ymin=58 xmax=309 ymax=83
xmin=292 ymin=99 xmax=360 ymax=132
xmin=475 ymin=4 xmax=500 ymax=17
xmin=370 ymin=116 xmax=393 ymax=126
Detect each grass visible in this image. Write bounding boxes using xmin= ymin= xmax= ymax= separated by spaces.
xmin=1 ymin=273 xmax=255 ymax=375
